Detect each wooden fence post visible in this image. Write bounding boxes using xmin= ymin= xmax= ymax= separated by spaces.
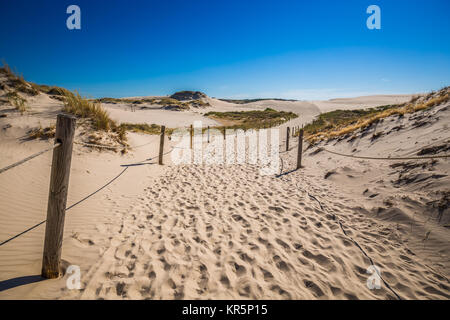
xmin=223 ymin=127 xmax=226 ymax=140
xmin=41 ymin=113 xmax=76 ymax=279
xmin=207 ymin=125 xmax=210 ymax=143
xmin=159 ymin=125 xmax=166 ymax=165
xmin=296 ymin=128 xmax=304 ymax=169
xmin=286 ymin=127 xmax=290 ymax=151
xmin=190 ymin=124 xmax=193 ymax=149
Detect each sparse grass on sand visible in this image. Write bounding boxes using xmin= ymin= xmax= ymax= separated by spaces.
xmin=6 ymin=90 xmax=27 ymax=114
xmin=205 ymin=108 xmax=298 ymax=131
xmin=305 ymin=87 xmax=450 ymax=143
xmin=28 ymin=124 xmax=56 ymax=140
xmin=95 ymin=97 xmax=209 ymax=110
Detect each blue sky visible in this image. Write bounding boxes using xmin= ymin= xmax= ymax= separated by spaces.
xmin=0 ymin=0 xmax=449 ymax=99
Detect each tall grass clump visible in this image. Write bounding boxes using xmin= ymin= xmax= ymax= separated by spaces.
xmin=59 ymin=89 xmax=115 ymax=131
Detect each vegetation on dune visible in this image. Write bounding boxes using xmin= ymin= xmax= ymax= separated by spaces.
xmin=30 ymin=83 xmax=66 ymax=96
xmin=169 ymin=90 xmax=207 ymax=101
xmin=95 ymin=97 xmax=210 ymax=110
xmin=1 ymin=62 xmax=71 ymax=98
xmin=120 ymin=123 xmax=174 ymax=136
xmin=304 ymin=87 xmax=450 ymax=143
xmin=0 ymin=62 xmax=39 ymax=96
xmin=1 ymin=62 xmax=27 ymax=87
xmin=58 ymin=89 xmax=128 ymax=147
xmin=219 ymin=98 xmax=297 ymax=104
xmin=96 ymin=97 xmax=155 ymax=104
xmin=205 ymin=108 xmax=298 ymax=131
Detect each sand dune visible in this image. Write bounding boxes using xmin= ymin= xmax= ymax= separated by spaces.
xmin=311 ymin=94 xmax=415 ymax=112
xmin=0 ymin=87 xmax=448 ymax=299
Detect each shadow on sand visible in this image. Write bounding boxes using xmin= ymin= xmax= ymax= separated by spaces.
xmin=0 ymin=275 xmax=45 ymax=292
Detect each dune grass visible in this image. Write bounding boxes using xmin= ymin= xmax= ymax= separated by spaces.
xmin=58 ymin=88 xmax=115 ymax=131
xmin=304 ymin=88 xmax=450 ymax=143
xmin=1 ymin=62 xmax=26 ymax=86
xmin=120 ymin=123 xmax=174 ymax=136
xmin=30 ymin=83 xmax=66 ymax=96
xmin=58 ymin=89 xmax=129 ymax=146
xmin=205 ymin=108 xmax=298 ymax=131
xmin=95 ymin=97 xmax=209 ymax=110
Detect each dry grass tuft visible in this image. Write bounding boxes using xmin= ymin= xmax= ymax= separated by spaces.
xmin=6 ymin=90 xmax=27 ymax=114
xmin=28 ymin=124 xmax=56 ymax=140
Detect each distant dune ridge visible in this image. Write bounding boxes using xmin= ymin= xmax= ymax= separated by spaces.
xmin=169 ymin=91 xmax=208 ymax=101
xmin=0 ymin=66 xmax=449 ymax=299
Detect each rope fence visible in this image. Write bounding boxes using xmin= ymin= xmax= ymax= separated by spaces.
xmin=0 ymin=143 xmax=61 ymax=175
xmin=0 ymin=125 xmax=172 ymax=250
xmin=321 ymin=147 xmax=450 ymax=161
xmin=74 ymin=141 xmax=120 ymax=150
xmin=0 ymin=167 xmax=130 ymax=247
xmin=277 ymin=126 xmax=450 ymax=176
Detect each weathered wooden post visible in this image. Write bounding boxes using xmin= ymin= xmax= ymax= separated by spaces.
xmin=159 ymin=125 xmax=166 ymax=165
xmin=42 ymin=113 xmax=76 ymax=279
xmin=190 ymin=124 xmax=193 ymax=149
xmin=296 ymin=128 xmax=304 ymax=169
xmin=286 ymin=127 xmax=290 ymax=151
xmin=207 ymin=125 xmax=210 ymax=143
xmin=223 ymin=127 xmax=226 ymax=140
